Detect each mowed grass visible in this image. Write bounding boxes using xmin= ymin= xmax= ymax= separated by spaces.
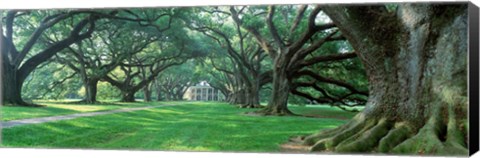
xmin=1 ymin=100 xmax=170 ymax=121
xmin=1 ymin=102 xmax=356 ymax=152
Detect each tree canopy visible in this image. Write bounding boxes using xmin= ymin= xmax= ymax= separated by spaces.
xmin=1 ymin=3 xmax=471 ymax=156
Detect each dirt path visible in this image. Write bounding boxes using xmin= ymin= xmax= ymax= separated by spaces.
xmin=1 ymin=105 xmax=172 ymax=128
xmin=279 ymin=136 xmax=313 ymax=153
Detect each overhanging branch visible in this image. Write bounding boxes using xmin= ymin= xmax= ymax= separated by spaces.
xmin=295 ymin=52 xmax=357 ymax=69
xmin=295 ymin=70 xmax=368 ymax=96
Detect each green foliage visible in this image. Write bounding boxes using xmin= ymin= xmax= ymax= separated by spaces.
xmin=385 ymin=4 xmax=398 ymax=12
xmin=288 ymin=94 xmax=308 ymax=106
xmin=11 ymin=5 xmax=367 ymax=111
xmin=77 ymin=82 xmax=121 ymax=100
xmin=22 ymin=62 xmax=82 ymax=100
xmin=242 ymin=13 xmax=265 ymax=29
xmin=154 ymin=60 xmax=203 ymax=100
xmin=295 ymin=40 xmax=368 ymax=105
xmin=259 ymin=83 xmax=272 ymax=103
xmin=1 ymin=102 xmax=353 ymax=151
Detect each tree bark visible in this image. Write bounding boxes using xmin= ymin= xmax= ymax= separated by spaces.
xmin=300 ymin=4 xmax=468 ymax=155
xmin=235 ymin=89 xmax=247 ymax=104
xmin=240 ymin=82 xmax=262 ymax=108
xmin=230 ymin=91 xmax=240 ymax=104
xmin=1 ymin=64 xmax=32 ymax=106
xmin=143 ymin=82 xmax=154 ymax=102
xmin=154 ymin=80 xmax=163 ymax=101
xmin=156 ymin=88 xmax=163 ymax=101
xmin=229 ymin=6 xmax=347 ymax=115
xmin=121 ymin=90 xmax=136 ymax=102
xmin=165 ymin=91 xmax=172 ymax=101
xmin=251 ymin=78 xmax=262 ymax=106
xmin=175 ymin=93 xmax=183 ymax=100
xmin=227 ymin=93 xmax=234 ymax=103
xmin=239 ymin=73 xmax=263 ymax=108
xmin=244 ymin=86 xmax=252 ymax=104
xmin=82 ymin=79 xmax=99 ymax=104
xmin=143 ymin=84 xmax=152 ymax=102
xmin=258 ymin=58 xmax=294 ymax=115
xmin=156 ymin=91 xmax=162 ymax=101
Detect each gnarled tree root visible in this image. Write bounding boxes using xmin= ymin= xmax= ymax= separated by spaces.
xmin=377 ymin=122 xmax=413 ymax=153
xmin=238 ymin=104 xmax=264 ymax=109
xmin=302 ymin=105 xmax=468 ymax=156
xmin=74 ymin=100 xmax=99 ymax=104
xmin=391 ymin=103 xmax=468 ymax=155
xmin=245 ymin=107 xmax=298 ymax=116
xmin=10 ymin=101 xmax=45 ymax=107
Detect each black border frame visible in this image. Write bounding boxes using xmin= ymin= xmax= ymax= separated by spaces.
xmin=469 ymin=2 xmax=479 ymax=156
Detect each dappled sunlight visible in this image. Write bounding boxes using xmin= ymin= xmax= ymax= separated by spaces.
xmin=1 ymin=3 xmax=469 ymax=155
xmin=47 ymin=104 xmax=112 ymax=112
xmin=1 ymin=106 xmax=77 ymax=121
xmin=159 ymin=139 xmax=212 ymax=151
xmin=147 ymin=108 xmax=186 ymax=115
xmin=222 ymin=123 xmax=239 ymax=128
xmin=40 ymin=124 xmax=72 ymax=135
xmin=2 ymin=101 xmax=352 ymax=152
xmin=1 ymin=101 xmax=175 ymax=121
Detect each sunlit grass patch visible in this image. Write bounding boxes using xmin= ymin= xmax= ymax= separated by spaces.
xmin=1 ymin=102 xmax=356 ymax=152
xmin=1 ymin=100 xmax=167 ymax=121
xmin=1 ymin=106 xmax=76 ymax=121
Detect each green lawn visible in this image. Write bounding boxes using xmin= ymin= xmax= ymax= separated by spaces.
xmin=1 ymin=101 xmax=356 ymax=152
xmin=1 ymin=100 xmax=171 ymax=121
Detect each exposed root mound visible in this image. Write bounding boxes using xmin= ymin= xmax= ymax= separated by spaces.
xmin=26 ymin=103 xmax=44 ymax=107
xmin=300 ymin=105 xmax=468 ymax=156
xmin=245 ymin=107 xmax=298 ymax=116
xmin=280 ymin=136 xmax=311 ymax=153
xmin=8 ymin=101 xmax=45 ymax=107
xmin=301 ymin=114 xmax=351 ymax=120
xmin=238 ymin=104 xmax=264 ymax=109
xmin=71 ymin=100 xmax=99 ymax=104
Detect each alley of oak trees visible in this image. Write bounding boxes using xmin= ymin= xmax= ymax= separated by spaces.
xmin=1 ymin=3 xmax=470 ymax=155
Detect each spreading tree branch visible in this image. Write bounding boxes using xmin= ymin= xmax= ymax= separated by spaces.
xmin=295 ymin=70 xmax=368 ymax=96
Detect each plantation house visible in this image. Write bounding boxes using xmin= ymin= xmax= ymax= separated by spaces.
xmin=183 ymin=81 xmax=225 ymax=101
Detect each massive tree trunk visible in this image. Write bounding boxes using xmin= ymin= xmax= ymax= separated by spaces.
xmin=240 ymin=82 xmax=262 ymax=108
xmin=300 ymin=4 xmax=469 ymax=155
xmin=250 ymin=82 xmax=261 ymax=106
xmin=154 ymin=79 xmax=163 ymax=101
xmin=228 ymin=91 xmax=236 ymax=103
xmin=1 ymin=65 xmax=32 ymax=106
xmin=239 ymin=72 xmax=263 ymax=108
xmin=230 ymin=6 xmax=350 ymax=115
xmin=165 ymin=91 xmax=172 ymax=101
xmin=156 ymin=90 xmax=162 ymax=101
xmin=83 ymin=79 xmax=99 ymax=104
xmin=121 ymin=90 xmax=136 ymax=102
xmin=143 ymin=84 xmax=152 ymax=102
xmin=144 ymin=88 xmax=152 ymax=102
xmin=236 ymin=89 xmax=247 ymax=104
xmin=175 ymin=92 xmax=184 ymax=100
xmin=258 ymin=58 xmax=293 ymax=115
xmin=155 ymin=87 xmax=162 ymax=101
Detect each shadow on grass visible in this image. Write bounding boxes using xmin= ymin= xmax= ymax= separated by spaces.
xmin=34 ymin=100 xmax=152 ymax=106
xmin=1 ymin=102 xmax=351 ymax=152
xmin=1 ymin=101 xmax=171 ymax=121
xmin=1 ymin=106 xmax=79 ymax=121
